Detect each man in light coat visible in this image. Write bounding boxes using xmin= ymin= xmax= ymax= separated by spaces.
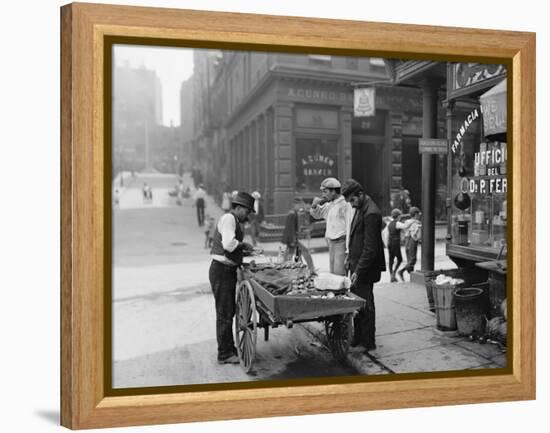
xmin=310 ymin=177 xmax=351 ymax=276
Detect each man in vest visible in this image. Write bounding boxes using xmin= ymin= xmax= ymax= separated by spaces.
xmin=209 ymin=191 xmax=255 ymax=364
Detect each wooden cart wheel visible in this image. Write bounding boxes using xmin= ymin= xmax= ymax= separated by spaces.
xmin=234 ymin=280 xmax=258 ymax=373
xmin=324 ymin=314 xmax=353 ymax=363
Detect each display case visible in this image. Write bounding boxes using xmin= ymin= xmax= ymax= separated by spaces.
xmin=451 ymin=171 xmax=507 ymax=248
xmin=449 ymin=138 xmax=507 ymax=262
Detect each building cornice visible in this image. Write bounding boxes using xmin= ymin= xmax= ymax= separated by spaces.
xmin=225 ymin=65 xmax=388 ymax=127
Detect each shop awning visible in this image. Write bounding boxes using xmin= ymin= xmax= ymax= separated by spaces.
xmin=480 ymin=79 xmax=507 ymax=137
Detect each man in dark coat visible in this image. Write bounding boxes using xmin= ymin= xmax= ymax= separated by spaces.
xmin=342 ymin=179 xmax=386 ymax=351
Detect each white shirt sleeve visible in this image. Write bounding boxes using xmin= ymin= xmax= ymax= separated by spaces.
xmin=310 ymin=202 xmax=329 ymax=220
xmin=218 ymin=214 xmax=240 ymax=252
xmin=397 ymin=219 xmax=414 ymax=233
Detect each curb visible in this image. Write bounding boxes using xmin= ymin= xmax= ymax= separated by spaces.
xmin=299 ymin=322 xmax=391 ymax=376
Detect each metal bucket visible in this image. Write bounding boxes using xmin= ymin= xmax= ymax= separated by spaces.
xmin=453 ymin=287 xmax=486 ymax=336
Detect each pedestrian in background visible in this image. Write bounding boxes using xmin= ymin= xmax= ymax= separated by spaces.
xmin=249 ymin=191 xmax=264 ymax=246
xmin=142 ymin=183 xmax=152 ymax=203
xmin=193 ymin=184 xmax=206 ymax=227
xmin=402 ymin=189 xmax=411 ymax=214
xmin=221 ymin=190 xmax=232 ymax=213
xmin=397 ymin=206 xmax=422 ymax=282
xmin=282 ymin=198 xmax=315 ymax=271
xmin=209 ymin=192 xmax=255 ymax=365
xmin=390 ymin=187 xmax=411 ymax=215
xmin=342 ymin=179 xmax=386 ymax=351
xmin=387 ymin=208 xmax=404 ymax=282
xmin=114 ymin=188 xmax=120 ymax=208
xmin=204 ymin=215 xmax=215 ymax=249
xmin=310 ymin=177 xmax=351 ymax=276
xmin=176 ymin=179 xmax=184 ymax=205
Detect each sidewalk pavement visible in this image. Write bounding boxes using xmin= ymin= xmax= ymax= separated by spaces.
xmin=301 ymin=280 xmax=507 ymax=376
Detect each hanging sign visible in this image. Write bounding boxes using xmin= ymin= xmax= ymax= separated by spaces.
xmin=419 ymin=138 xmax=448 ymax=154
xmin=354 ymin=87 xmax=376 ymax=117
xmin=451 ymin=108 xmax=480 ymax=154
xmin=451 ymin=63 xmax=506 ymax=93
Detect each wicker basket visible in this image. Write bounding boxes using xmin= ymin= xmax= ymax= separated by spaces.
xmin=424 ymin=267 xmax=488 ymax=330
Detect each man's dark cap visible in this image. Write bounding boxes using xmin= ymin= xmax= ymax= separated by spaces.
xmin=341 ymin=178 xmax=364 ymax=198
xmin=391 ymin=208 xmax=402 ymax=218
xmin=232 ymin=191 xmax=256 ymax=212
xmin=409 ymin=206 xmax=421 ymax=216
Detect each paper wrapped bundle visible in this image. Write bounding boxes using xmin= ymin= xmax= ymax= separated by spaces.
xmin=313 ymin=273 xmax=352 ymax=292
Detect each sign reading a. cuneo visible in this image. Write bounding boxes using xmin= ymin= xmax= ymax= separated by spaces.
xmin=418 ymin=138 xmax=448 ymax=154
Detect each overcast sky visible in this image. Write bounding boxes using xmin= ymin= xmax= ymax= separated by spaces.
xmin=114 ymin=45 xmax=194 ymax=127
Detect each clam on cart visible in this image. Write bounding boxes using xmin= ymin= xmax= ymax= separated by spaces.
xmin=234 ymin=260 xmax=365 ymax=373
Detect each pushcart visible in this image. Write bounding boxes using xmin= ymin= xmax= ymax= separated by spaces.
xmin=234 ymin=262 xmax=365 ymax=373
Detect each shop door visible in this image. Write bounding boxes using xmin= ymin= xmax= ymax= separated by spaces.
xmin=352 ymin=141 xmax=384 ymax=208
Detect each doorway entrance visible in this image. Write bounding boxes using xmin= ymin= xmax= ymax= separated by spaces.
xmin=352 ymin=138 xmax=385 ymax=210
xmin=401 ymin=136 xmax=422 ymax=209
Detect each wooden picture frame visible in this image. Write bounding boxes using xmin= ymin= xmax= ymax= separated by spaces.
xmin=60 ymin=2 xmax=535 ymax=429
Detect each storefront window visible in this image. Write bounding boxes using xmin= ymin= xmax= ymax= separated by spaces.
xmin=295 ymin=138 xmax=338 ymax=193
xmin=450 ymin=126 xmax=507 ymax=252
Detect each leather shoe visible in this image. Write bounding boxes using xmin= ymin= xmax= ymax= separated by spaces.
xmin=217 ymin=354 xmax=240 ymax=365
xmin=364 ymin=343 xmax=377 ymax=352
xmin=397 ymin=269 xmax=405 ymax=282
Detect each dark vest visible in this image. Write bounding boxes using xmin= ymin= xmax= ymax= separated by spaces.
xmin=210 ymin=212 xmax=244 ymax=265
xmin=388 ymin=220 xmax=401 ymax=247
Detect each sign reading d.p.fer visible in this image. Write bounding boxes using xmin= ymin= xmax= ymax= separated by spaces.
xmin=419 ymin=138 xmax=448 ymax=154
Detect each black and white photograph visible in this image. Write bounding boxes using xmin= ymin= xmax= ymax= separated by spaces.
xmin=110 ymin=45 xmax=508 ymax=389
xmin=3 ymin=0 xmax=547 ymax=431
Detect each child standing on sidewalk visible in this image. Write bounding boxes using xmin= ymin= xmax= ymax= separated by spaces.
xmin=387 ymin=209 xmax=403 ymax=282
xmin=397 ymin=207 xmax=422 ymax=282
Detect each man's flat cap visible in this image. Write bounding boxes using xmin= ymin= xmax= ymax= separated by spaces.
xmin=341 ymin=178 xmax=364 ymax=198
xmin=320 ymin=177 xmax=341 ymax=189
